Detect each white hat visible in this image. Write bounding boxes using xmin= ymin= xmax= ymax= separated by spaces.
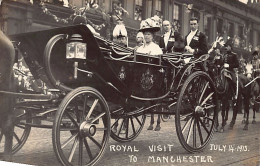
xmin=113 ymin=24 xmax=127 ymax=38
xmin=139 ymin=15 xmax=161 ymax=32
xmin=136 ymin=32 xmax=144 ymax=38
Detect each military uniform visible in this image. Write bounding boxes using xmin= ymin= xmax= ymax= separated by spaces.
xmin=223 ymin=50 xmax=240 ymax=91
xmin=252 ymin=58 xmax=260 ymax=78
xmin=159 ymin=30 xmax=182 ymax=53
xmin=251 ymin=52 xmax=260 ymax=102
xmin=185 ymin=30 xmax=208 ymax=58
xmin=224 ymin=51 xmax=239 ymax=71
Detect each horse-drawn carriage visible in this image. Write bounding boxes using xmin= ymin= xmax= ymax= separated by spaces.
xmin=0 ymin=25 xmax=217 ymax=165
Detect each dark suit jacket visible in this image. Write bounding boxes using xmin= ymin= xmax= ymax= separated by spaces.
xmin=224 ymin=51 xmax=239 ymax=71
xmin=159 ymin=30 xmax=182 ymax=53
xmin=185 ymin=30 xmax=208 ymax=57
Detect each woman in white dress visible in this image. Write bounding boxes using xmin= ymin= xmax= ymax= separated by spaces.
xmin=135 ymin=16 xmax=163 ymax=131
xmin=136 ymin=17 xmax=163 ymax=55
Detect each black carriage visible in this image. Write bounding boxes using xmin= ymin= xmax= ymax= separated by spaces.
xmin=1 ymin=25 xmax=217 ymax=166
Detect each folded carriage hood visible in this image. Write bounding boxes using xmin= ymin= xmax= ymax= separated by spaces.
xmin=10 ymin=25 xmax=130 ymax=96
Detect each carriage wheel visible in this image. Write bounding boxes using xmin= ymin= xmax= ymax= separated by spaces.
xmin=176 ymin=71 xmax=217 ymax=153
xmin=110 ymin=108 xmax=145 ymax=142
xmin=52 ymin=87 xmax=110 ymax=166
xmin=0 ymin=108 xmax=31 ymax=155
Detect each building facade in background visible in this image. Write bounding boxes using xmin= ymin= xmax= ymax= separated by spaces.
xmin=0 ymin=0 xmax=259 ymax=59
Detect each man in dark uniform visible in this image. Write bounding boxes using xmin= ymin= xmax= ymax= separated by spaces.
xmin=184 ymin=17 xmax=208 ymax=58
xmin=159 ymin=20 xmax=182 ymax=53
xmin=251 ymin=50 xmax=260 ymax=102
xmin=223 ymin=39 xmax=239 ymax=90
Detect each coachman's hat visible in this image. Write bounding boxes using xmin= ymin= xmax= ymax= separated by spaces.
xmin=224 ymin=38 xmax=233 ymax=48
xmin=252 ymin=50 xmax=259 ymax=56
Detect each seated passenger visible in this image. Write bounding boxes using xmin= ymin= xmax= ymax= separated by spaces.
xmin=136 ymin=17 xmax=163 ymax=55
xmin=134 ymin=32 xmax=144 ymax=50
xmin=159 ymin=20 xmax=183 ymax=53
xmin=113 ymin=19 xmax=128 ymax=47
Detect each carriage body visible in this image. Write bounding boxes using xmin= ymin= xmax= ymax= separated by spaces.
xmin=1 ymin=25 xmax=218 ymax=166
xmin=10 ymin=25 xmax=187 ymax=106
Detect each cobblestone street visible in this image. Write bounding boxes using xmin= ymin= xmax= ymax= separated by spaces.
xmin=5 ymin=110 xmax=260 ymax=166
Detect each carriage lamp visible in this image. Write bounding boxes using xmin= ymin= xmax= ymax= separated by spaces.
xmin=66 ymin=34 xmax=87 ymax=79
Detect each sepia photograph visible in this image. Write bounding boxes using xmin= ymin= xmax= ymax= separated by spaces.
xmin=0 ymin=0 xmax=259 ymax=165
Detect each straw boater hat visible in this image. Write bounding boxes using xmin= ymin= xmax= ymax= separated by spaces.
xmin=139 ymin=16 xmax=161 ymax=32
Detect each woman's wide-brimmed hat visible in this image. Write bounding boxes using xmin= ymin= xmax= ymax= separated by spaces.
xmin=139 ymin=16 xmax=161 ymax=32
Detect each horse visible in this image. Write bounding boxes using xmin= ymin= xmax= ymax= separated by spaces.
xmin=208 ymin=48 xmax=233 ymax=132
xmin=228 ymin=72 xmax=251 ymax=130
xmin=0 ymin=30 xmax=15 ymax=161
xmin=147 ymin=102 xmax=173 ymax=131
xmin=243 ymin=63 xmax=259 ymax=124
xmin=147 ymin=113 xmax=161 ymax=131
xmin=208 ymin=38 xmax=251 ymax=131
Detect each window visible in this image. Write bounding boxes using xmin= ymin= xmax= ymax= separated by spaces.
xmin=191 ymin=9 xmax=200 ymax=20
xmin=112 ymin=0 xmax=125 ymax=17
xmin=134 ymin=0 xmax=143 ymax=21
xmin=155 ymin=0 xmax=162 ymax=17
xmin=173 ymin=4 xmax=181 ymax=32
xmin=249 ymin=29 xmax=254 ymax=44
xmin=228 ymin=22 xmax=234 ymax=38
xmin=204 ymin=16 xmax=211 ymax=41
xmin=258 ymin=32 xmax=260 ymax=46
xmin=217 ymin=18 xmax=223 ymax=36
xmin=238 ymin=25 xmax=245 ymax=48
xmin=238 ymin=25 xmax=244 ymax=39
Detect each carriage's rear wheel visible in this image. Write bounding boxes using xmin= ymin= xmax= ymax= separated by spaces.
xmin=110 ymin=108 xmax=145 ymax=142
xmin=53 ymin=87 xmax=110 ymax=166
xmin=176 ymin=71 xmax=217 ymax=153
xmin=0 ymin=108 xmax=31 ymax=155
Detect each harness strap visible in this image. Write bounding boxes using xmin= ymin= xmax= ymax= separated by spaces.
xmin=235 ymin=72 xmax=239 ymax=100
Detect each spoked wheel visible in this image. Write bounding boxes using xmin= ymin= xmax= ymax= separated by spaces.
xmin=0 ymin=108 xmax=31 ymax=155
xmin=53 ymin=87 xmax=110 ymax=166
xmin=176 ymin=71 xmax=217 ymax=153
xmin=110 ymin=107 xmax=146 ymax=142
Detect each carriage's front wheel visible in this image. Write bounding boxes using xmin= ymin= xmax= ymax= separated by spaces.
xmin=53 ymin=87 xmax=110 ymax=166
xmin=176 ymin=71 xmax=217 ymax=153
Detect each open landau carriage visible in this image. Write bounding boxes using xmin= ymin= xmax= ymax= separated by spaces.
xmin=1 ymin=25 xmax=217 ymax=166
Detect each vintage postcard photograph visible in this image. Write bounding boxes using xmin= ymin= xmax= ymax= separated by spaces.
xmin=0 ymin=0 xmax=259 ymax=165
